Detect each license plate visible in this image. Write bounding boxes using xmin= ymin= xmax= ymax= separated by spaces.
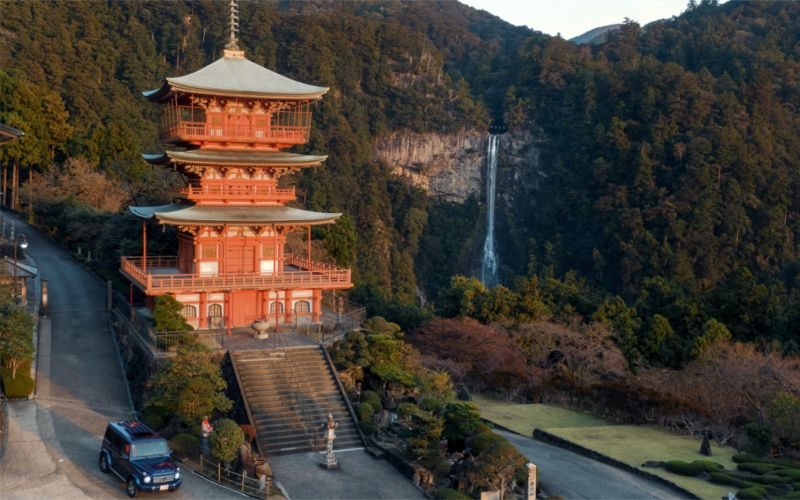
xmin=159 ymin=485 xmax=169 ymax=491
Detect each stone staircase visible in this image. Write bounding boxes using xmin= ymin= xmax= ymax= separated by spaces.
xmin=231 ymin=346 xmax=363 ymax=456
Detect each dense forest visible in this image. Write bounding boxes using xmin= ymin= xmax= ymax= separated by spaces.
xmin=2 ymin=1 xmax=800 ymax=370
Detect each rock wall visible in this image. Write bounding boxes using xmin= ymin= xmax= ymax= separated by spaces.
xmin=372 ymin=129 xmax=543 ymax=205
xmin=372 ymin=131 xmax=487 ymax=203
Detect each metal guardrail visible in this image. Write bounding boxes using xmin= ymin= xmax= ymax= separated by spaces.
xmin=198 ymin=455 xmax=273 ymax=499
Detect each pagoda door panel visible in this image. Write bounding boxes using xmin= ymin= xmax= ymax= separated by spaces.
xmin=226 ymin=246 xmax=256 ymax=273
xmin=231 ymin=290 xmax=257 ymax=327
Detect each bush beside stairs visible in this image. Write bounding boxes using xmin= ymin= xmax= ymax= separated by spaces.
xmin=231 ymin=346 xmax=363 ymax=456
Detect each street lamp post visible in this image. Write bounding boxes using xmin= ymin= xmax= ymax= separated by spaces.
xmin=12 ymin=233 xmax=28 ymax=301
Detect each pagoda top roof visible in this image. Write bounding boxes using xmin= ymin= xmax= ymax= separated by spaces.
xmin=143 ymin=54 xmax=328 ymax=101
xmin=143 ymin=150 xmax=327 ymax=167
xmin=130 ymin=204 xmax=340 ymax=226
xmin=0 ymin=124 xmax=24 ymax=145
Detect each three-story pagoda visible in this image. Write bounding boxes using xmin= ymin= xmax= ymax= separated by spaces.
xmin=120 ymin=42 xmax=352 ymax=332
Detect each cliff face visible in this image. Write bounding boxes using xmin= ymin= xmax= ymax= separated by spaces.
xmin=372 ymin=131 xmax=487 ymax=203
xmin=372 ymin=128 xmax=543 ymax=204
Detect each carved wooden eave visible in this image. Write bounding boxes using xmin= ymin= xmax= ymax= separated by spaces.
xmin=176 ymin=225 xmax=200 ymax=236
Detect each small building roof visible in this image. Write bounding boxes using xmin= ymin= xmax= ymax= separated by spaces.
xmin=143 ymin=150 xmax=327 ymax=167
xmin=143 ymin=55 xmax=328 ymax=101
xmin=0 ymin=124 xmax=24 ymax=145
xmin=1 ymin=257 xmax=37 ymax=279
xmin=130 ymin=204 xmax=341 ymax=226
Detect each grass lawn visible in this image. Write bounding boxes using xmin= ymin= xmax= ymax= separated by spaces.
xmin=473 ymin=395 xmax=738 ymax=500
xmin=471 ymin=395 xmax=607 ymax=435
xmin=549 ymin=425 xmax=736 ymax=500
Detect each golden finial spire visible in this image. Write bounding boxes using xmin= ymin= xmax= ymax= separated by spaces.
xmin=224 ymin=0 xmax=244 ymax=58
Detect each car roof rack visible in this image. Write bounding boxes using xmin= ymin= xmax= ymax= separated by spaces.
xmin=116 ymin=420 xmax=157 ymax=437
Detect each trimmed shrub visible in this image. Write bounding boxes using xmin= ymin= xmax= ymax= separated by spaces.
xmin=357 ymin=402 xmax=375 ymax=422
xmin=734 ymin=453 xmax=763 ymax=464
xmin=759 ymin=474 xmax=793 ymax=485
xmin=359 ymin=420 xmax=376 ymax=435
xmin=361 ymin=390 xmax=382 ymax=410
xmin=209 ymin=419 xmax=244 ymax=464
xmin=692 ymin=460 xmax=725 ymax=473
xmin=737 ymin=486 xmax=768 ymax=500
xmin=0 ymin=367 xmax=34 ymax=398
xmin=435 ymin=488 xmax=470 ymax=500
xmin=738 ymin=462 xmax=784 ymax=474
xmin=470 ymin=430 xmax=507 ymax=456
xmin=665 ymin=460 xmax=703 ymax=477
xmin=774 ymin=469 xmax=800 ymax=481
xmin=709 ymin=472 xmax=758 ymax=488
xmin=169 ymin=433 xmax=201 ymax=460
xmin=140 ymin=406 xmax=171 ymax=431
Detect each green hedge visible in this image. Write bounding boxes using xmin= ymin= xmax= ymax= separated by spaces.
xmin=470 ymin=430 xmax=507 ymax=456
xmin=737 ymin=486 xmax=768 ymax=499
xmin=169 ymin=433 xmax=200 ymax=460
xmin=734 ymin=453 xmax=763 ymax=464
xmin=738 ymin=462 xmax=784 ymax=474
xmin=758 ymin=474 xmax=793 ymax=485
xmin=665 ymin=460 xmax=703 ymax=477
xmin=692 ymin=459 xmax=725 ymax=473
xmin=0 ymin=366 xmax=34 ymax=398
xmin=357 ymin=402 xmax=375 ymax=422
xmin=361 ymin=390 xmax=382 ymax=411
xmin=709 ymin=472 xmax=758 ymax=489
xmin=774 ymin=469 xmax=800 ymax=481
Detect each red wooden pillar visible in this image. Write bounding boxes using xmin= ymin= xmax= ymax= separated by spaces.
xmin=142 ymin=221 xmax=148 ymax=271
xmin=312 ymin=289 xmax=322 ymax=323
xmin=284 ymin=290 xmax=292 ymax=325
xmin=226 ymin=291 xmax=232 ymax=336
xmin=199 ymin=292 xmax=207 ymax=329
xmin=274 ymin=290 xmax=280 ymax=333
xmin=307 ymin=225 xmax=311 ymax=262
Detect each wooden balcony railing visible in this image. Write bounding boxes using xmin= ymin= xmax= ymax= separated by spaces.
xmin=120 ymin=255 xmax=351 ymax=294
xmin=182 ymin=182 xmax=296 ymax=203
xmin=162 ymin=122 xmax=309 ymax=145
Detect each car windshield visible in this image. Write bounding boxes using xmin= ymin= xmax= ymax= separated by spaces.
xmin=130 ymin=439 xmax=170 ymax=459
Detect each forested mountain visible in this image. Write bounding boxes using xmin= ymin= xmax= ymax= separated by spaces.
xmin=2 ymin=0 xmax=800 ymax=362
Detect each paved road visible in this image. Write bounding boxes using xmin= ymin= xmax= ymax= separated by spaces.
xmin=497 ymin=430 xmax=688 ymax=499
xmin=0 ymin=211 xmax=240 ymax=499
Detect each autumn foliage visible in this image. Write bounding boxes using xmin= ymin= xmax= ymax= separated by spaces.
xmin=409 ymin=318 xmax=529 ymax=395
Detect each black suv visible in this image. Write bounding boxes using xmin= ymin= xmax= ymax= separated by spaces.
xmin=99 ymin=421 xmax=182 ymax=497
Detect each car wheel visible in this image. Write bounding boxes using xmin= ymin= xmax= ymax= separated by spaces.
xmin=99 ymin=454 xmax=110 ymax=473
xmin=126 ymin=478 xmax=137 ymax=498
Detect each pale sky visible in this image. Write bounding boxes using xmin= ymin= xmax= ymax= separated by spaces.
xmin=459 ymin=0 xmax=705 ymax=39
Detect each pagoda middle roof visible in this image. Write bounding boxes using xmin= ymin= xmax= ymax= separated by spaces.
xmin=143 ymin=55 xmax=329 ymax=101
xmin=130 ymin=204 xmax=341 ymax=226
xmin=143 ymin=150 xmax=327 ymax=167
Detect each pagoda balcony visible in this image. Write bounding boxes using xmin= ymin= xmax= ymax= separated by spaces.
xmin=159 ymin=104 xmax=312 ymax=147
xmin=182 ymin=180 xmax=296 ymax=204
xmin=120 ymin=254 xmax=351 ymax=295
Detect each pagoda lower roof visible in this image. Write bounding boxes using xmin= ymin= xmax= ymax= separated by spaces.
xmin=0 ymin=124 xmax=24 ymax=144
xmin=143 ymin=54 xmax=328 ymax=101
xmin=142 ymin=150 xmax=327 ymax=167
xmin=129 ymin=204 xmax=340 ymax=226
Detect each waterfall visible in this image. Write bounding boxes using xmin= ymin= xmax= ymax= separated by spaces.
xmin=480 ymin=134 xmax=499 ymax=286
